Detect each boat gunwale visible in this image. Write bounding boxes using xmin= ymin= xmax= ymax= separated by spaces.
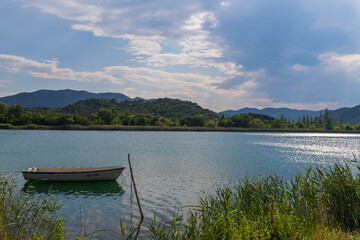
xmin=21 ymin=166 xmax=126 ymax=174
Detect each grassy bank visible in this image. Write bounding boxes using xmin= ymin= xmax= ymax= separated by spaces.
xmin=0 ymin=175 xmax=64 ymax=240
xmin=147 ymin=162 xmax=360 ymax=239
xmin=1 ymin=123 xmax=360 ymax=133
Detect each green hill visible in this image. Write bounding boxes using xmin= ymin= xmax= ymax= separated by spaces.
xmin=58 ymin=98 xmax=218 ymax=120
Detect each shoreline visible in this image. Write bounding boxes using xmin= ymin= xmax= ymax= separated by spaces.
xmin=1 ymin=124 xmax=360 ymax=133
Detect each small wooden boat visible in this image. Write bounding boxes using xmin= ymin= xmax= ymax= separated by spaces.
xmin=21 ymin=166 xmax=125 ymax=181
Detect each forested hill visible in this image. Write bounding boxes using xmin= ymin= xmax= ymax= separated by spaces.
xmin=58 ymin=98 xmax=219 ymax=120
xmin=0 ymin=89 xmax=139 ymax=108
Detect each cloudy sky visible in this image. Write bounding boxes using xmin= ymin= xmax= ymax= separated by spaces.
xmin=0 ymin=0 xmax=360 ymax=111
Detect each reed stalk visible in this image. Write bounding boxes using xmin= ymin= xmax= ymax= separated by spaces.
xmin=0 ymin=175 xmax=64 ymax=239
xmin=148 ymin=161 xmax=360 ymax=239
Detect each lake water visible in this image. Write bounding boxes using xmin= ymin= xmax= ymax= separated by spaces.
xmin=1 ymin=130 xmax=360 ymax=239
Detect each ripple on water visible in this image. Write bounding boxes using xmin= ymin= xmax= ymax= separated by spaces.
xmin=2 ymin=131 xmax=360 ymax=239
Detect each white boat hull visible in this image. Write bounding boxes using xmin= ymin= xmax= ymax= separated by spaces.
xmin=21 ymin=166 xmax=125 ymax=181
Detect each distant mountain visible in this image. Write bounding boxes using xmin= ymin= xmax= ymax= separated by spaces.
xmin=329 ymin=105 xmax=360 ymax=124
xmin=0 ymin=89 xmax=140 ymax=108
xmin=220 ymin=105 xmax=360 ymax=124
xmin=219 ymin=107 xmax=321 ymax=121
xmin=58 ymin=98 xmax=218 ymax=120
xmin=4 ymin=89 xmax=360 ymax=124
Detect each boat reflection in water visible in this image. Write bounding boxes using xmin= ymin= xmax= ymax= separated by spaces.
xmin=22 ymin=180 xmax=125 ymax=197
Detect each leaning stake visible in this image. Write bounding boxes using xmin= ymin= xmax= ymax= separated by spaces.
xmin=128 ymin=153 xmax=144 ymax=239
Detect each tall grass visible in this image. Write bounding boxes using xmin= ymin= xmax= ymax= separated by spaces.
xmin=0 ymin=175 xmax=64 ymax=240
xmin=148 ymin=162 xmax=360 ymax=239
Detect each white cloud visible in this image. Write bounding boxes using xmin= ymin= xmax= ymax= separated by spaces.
xmin=20 ymin=0 xmax=104 ymax=23
xmin=292 ymin=64 xmax=310 ymax=71
xmin=318 ymin=53 xmax=360 ymax=74
xmin=293 ymin=52 xmax=360 ymax=79
xmin=121 ymin=35 xmax=165 ymax=56
xmin=109 ymin=66 xmax=261 ymax=111
xmin=13 ymin=0 xmax=360 ymax=111
xmin=258 ymin=52 xmax=360 ymax=110
xmin=16 ymin=0 xmax=231 ymax=75
xmin=0 ymin=54 xmax=119 ymax=83
xmin=104 ymin=66 xmax=222 ymax=92
xmin=0 ymin=53 xmax=263 ymax=111
xmin=18 ymin=0 xmax=211 ymax=37
xmin=183 ymin=11 xmax=218 ymax=30
xmin=0 ymin=54 xmax=225 ymax=93
xmin=221 ymin=2 xmax=230 ymax=7
xmin=0 ymin=92 xmax=17 ymax=98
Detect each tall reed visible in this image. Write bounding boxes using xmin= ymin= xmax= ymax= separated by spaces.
xmin=148 ymin=161 xmax=360 ymax=239
xmin=0 ymin=175 xmax=64 ymax=239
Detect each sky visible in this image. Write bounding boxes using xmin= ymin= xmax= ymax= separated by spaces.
xmin=0 ymin=0 xmax=360 ymax=112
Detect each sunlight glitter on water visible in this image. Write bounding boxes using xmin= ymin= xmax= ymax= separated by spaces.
xmin=252 ymin=133 xmax=360 ymax=164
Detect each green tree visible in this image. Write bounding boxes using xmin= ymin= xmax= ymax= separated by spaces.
xmin=97 ymin=108 xmax=117 ymax=124
xmin=344 ymin=124 xmax=354 ymax=130
xmin=297 ymin=122 xmax=306 ymax=129
xmin=31 ymin=112 xmax=44 ymax=125
xmin=324 ymin=108 xmax=333 ymax=130
xmin=0 ymin=102 xmax=9 ymax=123
xmin=218 ymin=114 xmax=229 ymax=127
xmin=42 ymin=113 xmax=57 ymax=126
xmin=230 ymin=114 xmax=253 ymax=128
xmin=8 ymin=104 xmax=27 ymax=125
xmin=250 ymin=118 xmax=264 ymax=128
xmin=271 ymin=119 xmax=283 ymax=128
xmin=180 ymin=115 xmax=206 ymax=127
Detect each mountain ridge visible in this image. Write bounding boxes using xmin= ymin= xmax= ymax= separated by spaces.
xmin=0 ymin=89 xmax=140 ymax=108
xmin=220 ymin=106 xmax=360 ymax=124
xmin=219 ymin=107 xmax=320 ymax=121
xmin=1 ymin=89 xmax=360 ymax=124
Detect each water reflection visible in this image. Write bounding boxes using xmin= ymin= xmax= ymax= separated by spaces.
xmin=22 ymin=180 xmax=125 ymax=197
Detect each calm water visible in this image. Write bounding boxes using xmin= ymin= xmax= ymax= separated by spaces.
xmin=1 ymin=130 xmax=360 ymax=238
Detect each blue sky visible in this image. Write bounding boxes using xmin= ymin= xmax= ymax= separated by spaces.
xmin=0 ymin=0 xmax=360 ymax=111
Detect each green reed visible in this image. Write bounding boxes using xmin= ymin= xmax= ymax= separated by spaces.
xmin=0 ymin=175 xmax=64 ymax=240
xmin=148 ymin=161 xmax=360 ymax=239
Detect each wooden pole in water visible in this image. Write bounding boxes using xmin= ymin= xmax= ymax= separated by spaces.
xmin=128 ymin=153 xmax=144 ymax=239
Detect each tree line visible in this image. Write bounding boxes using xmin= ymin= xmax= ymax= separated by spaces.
xmin=0 ymin=102 xmax=359 ymax=130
